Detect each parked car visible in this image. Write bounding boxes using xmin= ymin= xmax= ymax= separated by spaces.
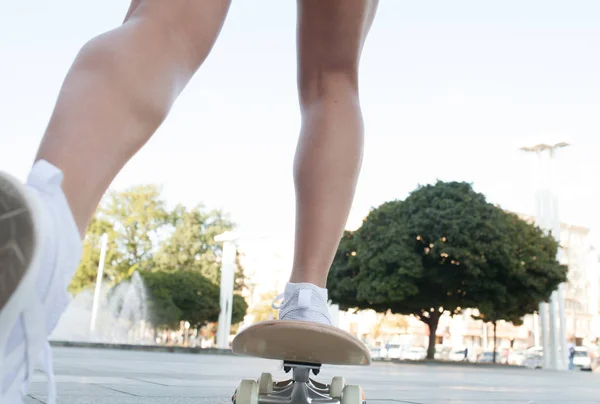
xmin=382 ymin=344 xmax=403 ymax=360
xmin=498 ymin=348 xmax=510 ymax=364
xmin=477 ymin=351 xmax=501 ymax=363
xmin=572 ymin=347 xmax=592 ymax=371
xmin=400 ymin=347 xmax=427 ymax=361
xmin=369 ymin=347 xmax=382 ymax=360
xmin=526 ymin=346 xmax=543 ymax=355
xmin=523 ymin=348 xmax=543 ymax=369
xmin=508 ymin=350 xmax=526 ymax=366
xmin=434 ymin=345 xmax=452 ymax=361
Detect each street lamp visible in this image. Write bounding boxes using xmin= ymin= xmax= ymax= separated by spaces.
xmin=519 ymin=142 xmax=569 ymax=153
xmin=520 ymin=141 xmax=569 ymax=371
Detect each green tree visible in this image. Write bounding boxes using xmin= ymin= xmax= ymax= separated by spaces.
xmin=140 ymin=270 xmax=220 ymax=329
xmin=169 ymin=271 xmax=221 ymax=328
xmin=234 ymin=252 xmax=247 ymax=293
xmin=69 ymin=215 xmax=122 ymax=294
xmin=103 ymin=184 xmax=170 ymax=273
xmin=140 ymin=270 xmax=248 ymax=330
xmin=232 ymin=294 xmax=249 ymax=324
xmin=328 ymin=181 xmax=565 ymax=360
xmin=154 ymin=205 xmax=247 ymax=286
xmin=472 ymin=211 xmax=567 ymax=363
xmin=136 ymin=270 xmax=182 ymax=329
xmin=72 ymin=184 xmax=250 ymax=335
xmin=69 ymin=185 xmax=170 ymax=294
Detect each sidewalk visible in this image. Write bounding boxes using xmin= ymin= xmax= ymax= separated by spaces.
xmin=27 ymin=346 xmax=600 ymax=404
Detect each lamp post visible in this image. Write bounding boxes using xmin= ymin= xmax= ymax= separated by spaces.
xmin=520 ymin=141 xmax=569 ymax=371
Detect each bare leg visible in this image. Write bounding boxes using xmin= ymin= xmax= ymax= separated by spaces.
xmin=35 ymin=0 xmax=231 ymax=235
xmin=290 ymin=0 xmax=378 ymax=287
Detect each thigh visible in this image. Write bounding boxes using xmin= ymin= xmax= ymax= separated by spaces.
xmin=296 ymin=0 xmax=378 ymax=99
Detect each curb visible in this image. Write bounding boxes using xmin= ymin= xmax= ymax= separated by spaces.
xmin=49 ymin=340 xmax=235 ymax=356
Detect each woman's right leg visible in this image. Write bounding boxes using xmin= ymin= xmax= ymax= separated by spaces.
xmin=276 ymin=0 xmax=378 ymax=325
xmin=290 ymin=0 xmax=378 ymax=288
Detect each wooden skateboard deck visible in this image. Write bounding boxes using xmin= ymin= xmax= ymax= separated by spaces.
xmin=231 ymin=320 xmax=371 ymax=366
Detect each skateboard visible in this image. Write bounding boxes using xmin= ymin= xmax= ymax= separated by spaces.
xmin=230 ymin=320 xmax=371 ymax=404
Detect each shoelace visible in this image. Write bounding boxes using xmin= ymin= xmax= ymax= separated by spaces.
xmin=271 ymin=290 xmax=314 ymax=311
xmin=271 ymin=294 xmax=285 ymax=310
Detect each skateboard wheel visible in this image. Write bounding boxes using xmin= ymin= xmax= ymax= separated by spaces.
xmin=258 ymin=372 xmax=273 ymax=394
xmin=329 ymin=376 xmax=346 ymax=398
xmin=341 ymin=385 xmax=364 ymax=404
xmin=235 ymin=380 xmax=259 ymax=404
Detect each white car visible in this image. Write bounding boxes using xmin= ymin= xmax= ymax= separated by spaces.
xmin=369 ymin=347 xmax=382 ymax=360
xmin=508 ymin=350 xmax=526 ymax=366
xmin=435 ymin=345 xmax=452 ymax=361
xmin=400 ymin=347 xmax=427 ymax=361
xmin=382 ymin=344 xmax=403 ymax=360
xmin=572 ymin=347 xmax=592 ymax=371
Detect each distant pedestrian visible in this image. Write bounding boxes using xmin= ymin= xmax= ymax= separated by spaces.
xmin=568 ymin=343 xmax=576 ymax=370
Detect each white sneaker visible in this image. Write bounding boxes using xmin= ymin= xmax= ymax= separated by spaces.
xmin=272 ymin=282 xmax=333 ymax=326
xmin=0 ymin=160 xmax=82 ymax=404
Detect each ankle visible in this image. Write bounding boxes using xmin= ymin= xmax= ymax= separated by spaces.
xmin=288 ymin=270 xmax=327 ymax=289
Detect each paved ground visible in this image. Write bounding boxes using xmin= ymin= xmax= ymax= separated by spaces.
xmin=25 ymin=347 xmax=599 ymax=404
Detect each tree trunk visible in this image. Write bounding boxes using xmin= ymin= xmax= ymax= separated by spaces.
xmin=425 ymin=311 xmax=441 ymax=360
xmin=493 ymin=321 xmax=497 ymax=364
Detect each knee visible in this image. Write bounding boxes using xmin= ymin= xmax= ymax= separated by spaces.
xmin=75 ymin=14 xmax=200 ymax=76
xmin=298 ymin=66 xmax=360 ymax=108
xmin=68 ymin=21 xmax=189 ymax=130
xmin=70 ymin=33 xmax=171 ymax=130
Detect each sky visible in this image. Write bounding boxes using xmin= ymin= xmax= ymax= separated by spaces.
xmin=1 ymin=1 xmax=599 ymax=279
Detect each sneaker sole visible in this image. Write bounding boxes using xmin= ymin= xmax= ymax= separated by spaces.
xmin=0 ymin=170 xmax=44 ymax=345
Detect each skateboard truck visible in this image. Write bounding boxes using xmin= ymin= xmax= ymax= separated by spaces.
xmin=232 ymin=361 xmax=365 ymax=404
xmin=283 ymin=360 xmax=320 ymax=375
